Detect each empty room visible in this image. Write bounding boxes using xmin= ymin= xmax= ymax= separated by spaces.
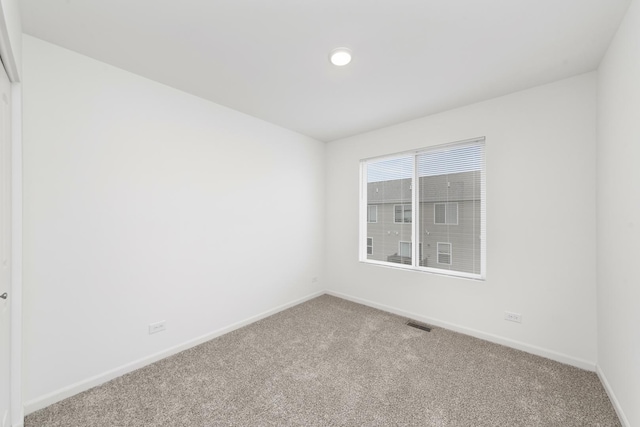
xmin=0 ymin=0 xmax=639 ymax=426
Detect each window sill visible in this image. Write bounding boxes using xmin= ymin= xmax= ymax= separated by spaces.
xmin=359 ymin=259 xmax=485 ymax=282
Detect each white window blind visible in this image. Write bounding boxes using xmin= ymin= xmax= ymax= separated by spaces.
xmin=360 ymin=138 xmax=485 ymax=280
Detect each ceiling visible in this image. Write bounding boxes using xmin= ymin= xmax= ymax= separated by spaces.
xmin=20 ymin=0 xmax=631 ymax=142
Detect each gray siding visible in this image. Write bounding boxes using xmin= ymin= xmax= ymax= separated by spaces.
xmin=367 ymin=171 xmax=481 ymax=204
xmin=366 ymin=171 xmax=482 ymax=273
xmin=418 ymin=200 xmax=481 ymax=274
xmin=366 ymin=203 xmax=413 ymax=263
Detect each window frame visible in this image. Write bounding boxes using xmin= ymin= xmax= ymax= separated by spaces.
xmin=398 ymin=241 xmax=423 ymax=259
xmin=367 ymin=205 xmax=378 ymax=223
xmin=434 ymin=202 xmax=459 ymax=225
xmin=398 ymin=241 xmax=412 ymax=257
xmin=367 ymin=237 xmax=373 ymax=255
xmin=436 ymin=242 xmax=452 ymax=265
xmin=359 ymin=137 xmax=486 ymax=281
xmin=393 ymin=204 xmax=412 ymax=223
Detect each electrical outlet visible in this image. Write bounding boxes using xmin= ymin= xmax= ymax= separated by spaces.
xmin=504 ymin=312 xmax=522 ymax=323
xmin=149 ymin=320 xmax=166 ymax=334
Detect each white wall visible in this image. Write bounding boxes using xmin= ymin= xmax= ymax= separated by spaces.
xmin=22 ymin=35 xmax=325 ymax=408
xmin=326 ymin=73 xmax=598 ymax=369
xmin=597 ymin=0 xmax=640 ymax=425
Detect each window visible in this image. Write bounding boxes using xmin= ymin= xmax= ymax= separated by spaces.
xmin=399 ymin=241 xmax=412 ymax=257
xmin=399 ymin=242 xmax=423 ymax=258
xmin=434 ymin=203 xmax=458 ymax=225
xmin=437 ymin=242 xmax=452 ymax=265
xmin=360 ymin=138 xmax=485 ymax=280
xmin=367 ymin=205 xmax=378 ymax=223
xmin=394 ymin=204 xmax=412 ymax=223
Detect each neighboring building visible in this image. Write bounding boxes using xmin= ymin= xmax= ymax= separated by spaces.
xmin=366 ymin=171 xmax=482 ymax=274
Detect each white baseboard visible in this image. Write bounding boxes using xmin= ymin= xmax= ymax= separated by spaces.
xmin=24 ymin=289 xmax=603 ymax=417
xmin=24 ymin=290 xmax=324 ymax=415
xmin=596 ymin=364 xmax=630 ymax=427
xmin=326 ymin=290 xmax=596 ymax=372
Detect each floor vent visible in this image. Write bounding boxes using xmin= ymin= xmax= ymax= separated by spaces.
xmin=406 ymin=320 xmax=432 ymax=332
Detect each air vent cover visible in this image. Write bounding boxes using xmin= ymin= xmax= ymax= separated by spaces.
xmin=406 ymin=320 xmax=432 ymax=332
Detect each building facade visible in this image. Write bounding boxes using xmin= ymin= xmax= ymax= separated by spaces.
xmin=366 ymin=171 xmax=481 ymax=274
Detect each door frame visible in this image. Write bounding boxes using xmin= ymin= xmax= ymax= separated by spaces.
xmin=0 ymin=3 xmax=22 ymax=426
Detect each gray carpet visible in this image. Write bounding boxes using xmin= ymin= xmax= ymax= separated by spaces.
xmin=26 ymin=295 xmax=621 ymax=426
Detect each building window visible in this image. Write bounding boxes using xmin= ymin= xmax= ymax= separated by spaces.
xmin=398 ymin=242 xmax=423 ymax=258
xmin=434 ymin=202 xmax=458 ymax=225
xmin=399 ymin=241 xmax=412 ymax=257
xmin=360 ymin=138 xmax=485 ymax=280
xmin=437 ymin=242 xmax=452 ymax=265
xmin=394 ymin=204 xmax=412 ymax=223
xmin=367 ymin=205 xmax=378 ymax=223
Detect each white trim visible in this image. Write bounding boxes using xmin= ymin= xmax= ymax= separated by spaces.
xmin=596 ymin=365 xmax=630 ymax=427
xmin=414 ymin=264 xmax=480 ymax=280
xmin=325 ymin=290 xmax=596 ymax=371
xmin=411 ymin=156 xmax=418 ymax=266
xmin=361 ymin=257 xmax=482 ymax=281
xmin=359 ymin=162 xmax=368 ymax=261
xmin=0 ymin=60 xmax=10 ymax=427
xmin=23 ymin=290 xmax=325 ymax=415
xmin=436 ymin=242 xmax=452 ymax=265
xmin=9 ymin=84 xmax=21 ymax=427
xmin=480 ymin=142 xmax=487 ymax=279
xmin=0 ymin=8 xmax=21 ymax=425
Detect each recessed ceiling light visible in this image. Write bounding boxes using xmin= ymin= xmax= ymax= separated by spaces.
xmin=329 ymin=47 xmax=352 ymax=66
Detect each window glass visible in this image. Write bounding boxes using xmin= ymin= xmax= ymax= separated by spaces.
xmin=366 ymin=156 xmax=413 ymax=265
xmin=361 ymin=138 xmax=485 ymax=280
xmin=437 ymin=242 xmax=452 ymax=265
xmin=367 ymin=205 xmax=378 ymax=223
